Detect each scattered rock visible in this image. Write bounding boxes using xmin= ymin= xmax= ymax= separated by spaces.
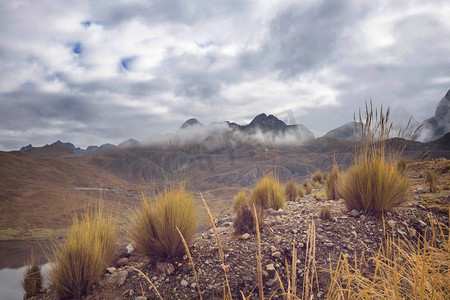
xmin=106 ymin=267 xmax=116 ymax=274
xmin=266 ymin=264 xmax=275 ymax=271
xmin=135 ymin=296 xmax=147 ymax=300
xmin=273 ymin=235 xmax=282 ymax=244
xmin=126 ymin=243 xmax=135 ymax=254
xmin=217 ymin=217 xmax=234 ymax=227
xmin=181 ymin=279 xmax=188 ymax=287
xmin=117 ymin=257 xmax=129 ymax=268
xmin=116 ymin=270 xmax=128 ymax=286
xmin=242 ymin=233 xmax=251 ymax=240
xmin=387 ymin=220 xmax=396 ymax=228
xmin=272 ymin=251 xmax=281 ymax=258
xmin=156 ymin=262 xmax=175 ymax=275
xmin=349 ymin=209 xmax=360 ymax=217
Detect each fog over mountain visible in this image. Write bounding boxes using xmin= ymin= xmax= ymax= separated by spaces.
xmin=1 ymin=1 xmax=449 ymax=151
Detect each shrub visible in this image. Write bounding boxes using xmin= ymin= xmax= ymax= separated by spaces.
xmin=426 ymin=170 xmax=438 ymax=192
xmin=303 ymin=180 xmax=313 ymax=195
xmin=233 ymin=204 xmax=264 ymax=235
xmin=233 ymin=190 xmax=248 ymax=212
xmin=313 ymin=181 xmax=323 ymax=189
xmin=326 ymin=163 xmax=340 ymax=200
xmin=22 ymin=252 xmax=43 ymax=297
xmin=285 ymin=178 xmax=301 ymax=202
xmin=311 ymin=170 xmax=323 ymax=183
xmin=249 ymin=175 xmax=285 ymax=210
xmin=131 ymin=186 xmax=197 ymax=262
xmin=338 ymin=102 xmax=411 ymax=214
xmin=48 ymin=208 xmax=117 ymax=299
xmin=318 ymin=205 xmax=333 ymax=220
xmin=396 ymin=158 xmax=407 ymax=174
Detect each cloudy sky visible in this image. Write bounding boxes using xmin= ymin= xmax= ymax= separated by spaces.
xmin=1 ymin=0 xmax=449 ymax=150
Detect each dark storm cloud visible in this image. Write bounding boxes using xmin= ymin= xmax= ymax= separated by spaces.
xmin=0 ymin=89 xmax=95 ymax=130
xmin=90 ymin=0 xmax=251 ymax=26
xmin=240 ymin=0 xmax=371 ymax=79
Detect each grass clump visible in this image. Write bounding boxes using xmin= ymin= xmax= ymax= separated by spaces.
xmin=285 ymin=177 xmax=302 ymax=202
xmin=249 ymin=175 xmax=285 ymax=210
xmin=312 ymin=191 xmax=326 ymax=200
xmin=311 ymin=170 xmax=323 ymax=183
xmin=318 ymin=205 xmax=333 ymax=220
xmin=233 ymin=190 xmax=248 ymax=212
xmin=48 ymin=207 xmax=117 ymax=299
xmin=426 ymin=170 xmax=438 ymax=192
xmin=131 ymin=186 xmax=197 ymax=262
xmin=233 ymin=203 xmax=264 ymax=235
xmin=303 ymin=180 xmax=313 ymax=195
xmin=444 ymin=164 xmax=450 ymax=173
xmin=313 ymin=181 xmax=323 ymax=189
xmin=338 ymin=102 xmax=411 ymax=214
xmin=22 ymin=252 xmax=43 ymax=297
xmin=326 ymin=163 xmax=340 ymax=200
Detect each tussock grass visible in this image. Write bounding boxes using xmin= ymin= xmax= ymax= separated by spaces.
xmin=296 ymin=186 xmax=305 ymax=199
xmin=303 ymin=180 xmax=313 ymax=195
xmin=22 ymin=251 xmax=43 ymax=297
xmin=249 ymin=175 xmax=285 ymax=210
xmin=311 ymin=170 xmax=323 ymax=183
xmin=48 ymin=207 xmax=117 ymax=299
xmin=233 ymin=190 xmax=248 ymax=212
xmin=233 ymin=203 xmax=264 ymax=235
xmin=338 ymin=102 xmax=411 ymax=214
xmin=318 ymin=205 xmax=333 ymax=220
xmin=328 ymin=215 xmax=450 ymax=299
xmin=313 ymin=181 xmax=323 ymax=189
xmin=285 ymin=178 xmax=302 ymax=202
xmin=444 ymin=164 xmax=450 ymax=173
xmin=326 ymin=163 xmax=340 ymax=200
xmin=131 ymin=186 xmax=197 ymax=262
xmin=426 ymin=170 xmax=438 ymax=192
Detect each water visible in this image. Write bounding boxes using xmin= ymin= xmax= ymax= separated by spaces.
xmin=0 ymin=241 xmax=49 ymax=300
xmin=0 ymin=263 xmax=50 ymax=300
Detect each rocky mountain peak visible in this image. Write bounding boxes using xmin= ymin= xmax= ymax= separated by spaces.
xmin=180 ymin=118 xmax=204 ymax=129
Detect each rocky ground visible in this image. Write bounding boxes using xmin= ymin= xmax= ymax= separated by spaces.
xmin=35 ymin=158 xmax=449 ymax=300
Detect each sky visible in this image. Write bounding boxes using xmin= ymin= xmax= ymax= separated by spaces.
xmin=0 ymin=0 xmax=449 ymax=151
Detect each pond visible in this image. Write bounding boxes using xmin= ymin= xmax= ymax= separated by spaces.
xmin=0 ymin=240 xmax=50 ymax=300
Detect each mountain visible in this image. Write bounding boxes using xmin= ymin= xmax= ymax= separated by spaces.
xmin=19 ymin=144 xmax=34 ymax=152
xmin=414 ymin=89 xmax=450 ymax=142
xmin=322 ymin=122 xmax=363 ymax=142
xmin=85 ymin=143 xmax=116 ymax=154
xmin=173 ymin=113 xmax=315 ymax=147
xmin=118 ymin=139 xmax=140 ymax=148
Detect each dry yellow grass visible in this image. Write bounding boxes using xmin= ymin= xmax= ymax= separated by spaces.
xmin=326 ymin=163 xmax=340 ymax=200
xmin=426 ymin=170 xmax=438 ymax=192
xmin=285 ymin=178 xmax=302 ymax=202
xmin=328 ymin=215 xmax=450 ymax=299
xmin=233 ymin=190 xmax=248 ymax=212
xmin=318 ymin=205 xmax=333 ymax=220
xmin=311 ymin=170 xmax=323 ymax=183
xmin=303 ymin=180 xmax=313 ymax=195
xmin=130 ymin=186 xmax=197 ymax=262
xmin=48 ymin=207 xmax=117 ymax=299
xmin=22 ymin=251 xmax=43 ymax=297
xmin=249 ymin=175 xmax=285 ymax=210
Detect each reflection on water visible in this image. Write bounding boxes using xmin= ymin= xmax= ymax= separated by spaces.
xmin=0 ymin=263 xmax=50 ymax=300
xmin=0 ymin=240 xmax=50 ymax=300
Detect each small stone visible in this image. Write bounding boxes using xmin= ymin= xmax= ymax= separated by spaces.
xmin=387 ymin=220 xmax=396 ymax=228
xmin=126 ymin=243 xmax=135 ymax=254
xmin=183 ymin=255 xmax=188 ymax=260
xmin=274 ymin=235 xmax=282 ymax=244
xmin=298 ymin=243 xmax=304 ymax=248
xmin=266 ymin=264 xmax=275 ymax=271
xmin=349 ymin=209 xmax=359 ymax=217
xmin=117 ymin=257 xmax=129 ymax=268
xmin=106 ymin=267 xmax=116 ymax=274
xmin=325 ymin=242 xmax=334 ymax=248
xmin=156 ymin=262 xmax=175 ymax=275
xmin=409 ymin=228 xmax=417 ymax=237
xmin=181 ymin=279 xmax=188 ymax=287
xmin=242 ymin=233 xmax=251 ymax=240
xmin=116 ymin=270 xmax=128 ymax=286
xmin=292 ymin=229 xmax=298 ymax=234
xmin=266 ymin=276 xmax=278 ymax=286
xmin=272 ymin=251 xmax=281 ymax=258
xmin=135 ymin=297 xmax=147 ymax=300
xmin=418 ymin=220 xmax=427 ymax=227
xmin=397 ymin=229 xmax=407 ymax=236
xmin=270 ymin=245 xmax=276 ymax=252
xmin=191 ymin=283 xmax=197 ymax=289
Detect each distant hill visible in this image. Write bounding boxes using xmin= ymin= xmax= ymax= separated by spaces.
xmin=322 ymin=122 xmax=363 ymax=142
